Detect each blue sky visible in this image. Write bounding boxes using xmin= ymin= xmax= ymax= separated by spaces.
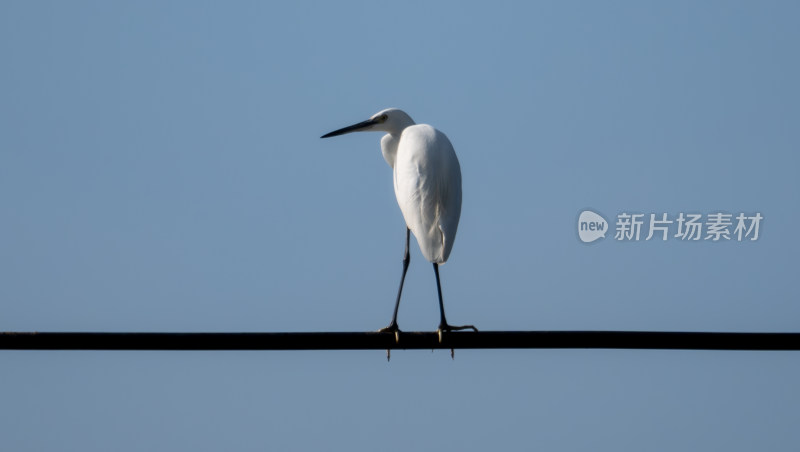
xmin=2 ymin=1 xmax=799 ymax=450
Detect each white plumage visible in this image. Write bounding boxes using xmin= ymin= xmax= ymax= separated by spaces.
xmin=322 ymin=108 xmax=474 ymax=336
xmin=392 ymin=123 xmax=461 ymax=263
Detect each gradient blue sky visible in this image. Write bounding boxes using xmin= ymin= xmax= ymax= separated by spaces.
xmin=2 ymin=1 xmax=799 ymax=450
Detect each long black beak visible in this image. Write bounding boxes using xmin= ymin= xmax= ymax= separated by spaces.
xmin=321 ymin=118 xmax=378 ymax=138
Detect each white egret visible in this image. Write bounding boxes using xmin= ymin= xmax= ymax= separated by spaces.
xmin=321 ymin=108 xmax=476 ymax=338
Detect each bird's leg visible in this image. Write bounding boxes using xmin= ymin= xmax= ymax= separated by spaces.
xmin=378 ymin=228 xmax=410 ymax=343
xmin=433 ymin=263 xmax=477 ymax=343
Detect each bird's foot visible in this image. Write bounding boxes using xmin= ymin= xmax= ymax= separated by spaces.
xmin=437 ymin=323 xmax=478 ymax=359
xmin=437 ymin=323 xmax=478 ymax=343
xmin=377 ymin=323 xmax=401 ymax=344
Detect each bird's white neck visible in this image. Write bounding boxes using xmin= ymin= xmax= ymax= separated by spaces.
xmin=372 ymin=110 xmax=415 ymax=169
xmin=380 ymin=133 xmax=401 ymax=168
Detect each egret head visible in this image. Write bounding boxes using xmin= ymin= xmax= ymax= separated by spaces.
xmin=321 ymin=108 xmax=415 ymax=138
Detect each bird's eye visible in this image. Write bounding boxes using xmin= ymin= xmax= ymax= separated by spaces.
xmin=380 ymin=114 xmax=388 ymax=122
